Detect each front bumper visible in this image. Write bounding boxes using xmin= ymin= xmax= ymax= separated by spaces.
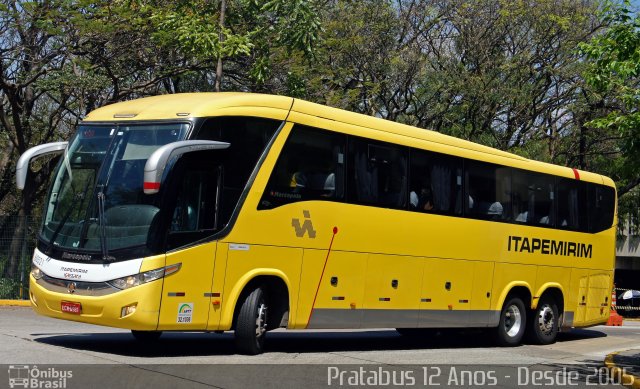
xmin=29 ymin=274 xmax=162 ymax=331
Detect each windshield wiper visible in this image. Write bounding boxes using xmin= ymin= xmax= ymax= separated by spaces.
xmin=96 ymin=187 xmax=115 ymax=262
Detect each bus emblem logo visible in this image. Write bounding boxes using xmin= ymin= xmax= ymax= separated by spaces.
xmin=292 ymin=210 xmax=316 ymax=238
xmin=67 ymin=282 xmax=76 ymax=294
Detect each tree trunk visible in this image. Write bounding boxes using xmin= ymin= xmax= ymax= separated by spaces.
xmin=215 ymin=0 xmax=227 ymax=92
xmin=578 ymin=121 xmax=587 ymax=170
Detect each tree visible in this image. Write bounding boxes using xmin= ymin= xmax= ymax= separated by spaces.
xmin=148 ymin=0 xmax=323 ymax=91
xmin=580 ymin=0 xmax=640 ymax=197
xmin=288 ymin=0 xmax=603 ymax=163
xmin=0 ymin=0 xmax=212 ymax=279
xmin=0 ymin=0 xmax=78 ymax=278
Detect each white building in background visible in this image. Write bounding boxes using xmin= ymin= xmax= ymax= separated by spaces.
xmin=617 ymin=217 xmax=640 ymax=274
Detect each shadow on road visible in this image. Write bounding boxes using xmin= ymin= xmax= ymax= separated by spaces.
xmin=32 ymin=327 xmax=607 ymax=358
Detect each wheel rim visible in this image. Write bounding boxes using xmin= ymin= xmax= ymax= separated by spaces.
xmin=255 ymin=302 xmax=268 ymax=338
xmin=537 ymin=304 xmax=555 ymax=336
xmin=504 ymin=304 xmax=522 ymax=338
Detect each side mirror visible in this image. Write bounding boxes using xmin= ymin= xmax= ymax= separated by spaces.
xmin=15 ymin=141 xmax=68 ymax=190
xmin=143 ymin=140 xmax=230 ymax=194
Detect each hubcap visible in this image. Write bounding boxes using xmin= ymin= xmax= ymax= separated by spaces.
xmin=255 ymin=303 xmax=268 ymax=338
xmin=504 ymin=304 xmax=522 ymax=338
xmin=537 ymin=304 xmax=555 ymax=335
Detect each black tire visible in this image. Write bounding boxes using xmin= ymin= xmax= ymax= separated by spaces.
xmin=525 ymin=297 xmax=559 ymax=345
xmin=131 ymin=330 xmax=162 ymax=342
xmin=235 ymin=287 xmax=268 ymax=355
xmin=494 ymin=296 xmax=526 ymax=346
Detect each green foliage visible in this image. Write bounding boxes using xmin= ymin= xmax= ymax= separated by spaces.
xmin=150 ymin=5 xmax=254 ymax=60
xmin=580 ymin=0 xmax=640 ymax=195
xmin=145 ymin=0 xmax=322 ymax=86
xmin=0 ymin=275 xmax=23 ymax=299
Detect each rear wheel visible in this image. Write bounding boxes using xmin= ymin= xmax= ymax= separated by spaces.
xmin=494 ymin=296 xmax=526 ymax=346
xmin=235 ymin=287 xmax=268 ymax=355
xmin=131 ymin=330 xmax=162 ymax=342
xmin=525 ymin=297 xmax=559 ymax=345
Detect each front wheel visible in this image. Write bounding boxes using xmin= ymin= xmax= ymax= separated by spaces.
xmin=235 ymin=287 xmax=268 ymax=355
xmin=525 ymin=297 xmax=559 ymax=345
xmin=494 ymin=296 xmax=526 ymax=346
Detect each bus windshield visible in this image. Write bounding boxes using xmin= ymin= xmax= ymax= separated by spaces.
xmin=41 ymin=123 xmax=188 ymax=255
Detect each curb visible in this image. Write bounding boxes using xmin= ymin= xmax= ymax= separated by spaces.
xmin=605 ymin=351 xmax=640 ymax=389
xmin=0 ymin=300 xmax=31 ymax=307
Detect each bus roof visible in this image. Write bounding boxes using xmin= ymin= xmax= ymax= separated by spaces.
xmin=83 ymin=92 xmax=294 ymax=122
xmin=82 ymin=92 xmax=614 ymax=188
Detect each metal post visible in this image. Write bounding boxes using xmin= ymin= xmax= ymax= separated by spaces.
xmin=18 ymin=214 xmax=28 ymax=300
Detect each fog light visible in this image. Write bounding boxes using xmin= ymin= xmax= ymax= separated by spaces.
xmin=121 ymin=304 xmax=137 ymax=318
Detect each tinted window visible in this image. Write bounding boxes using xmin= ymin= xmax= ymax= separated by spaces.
xmin=196 ymin=117 xmax=280 ymax=189
xmin=589 ymin=184 xmax=615 ymax=233
xmin=409 ymin=149 xmax=462 ymax=215
xmin=348 ymin=137 xmax=408 ymax=209
xmin=557 ymin=179 xmax=588 ymax=232
xmin=196 ymin=116 xmax=280 ymax=221
xmin=170 ymin=169 xmax=218 ymax=232
xmin=259 ymin=125 xmax=345 ymax=209
xmin=512 ymin=170 xmax=555 ymax=227
xmin=465 ymin=161 xmax=511 ymax=221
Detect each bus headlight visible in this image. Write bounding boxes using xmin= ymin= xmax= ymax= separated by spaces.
xmin=107 ymin=263 xmax=181 ymax=290
xmin=31 ymin=264 xmax=44 ymax=280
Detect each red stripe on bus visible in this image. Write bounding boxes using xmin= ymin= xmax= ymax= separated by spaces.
xmin=306 ymin=227 xmax=339 ymax=328
xmin=572 ymin=168 xmax=580 ymax=180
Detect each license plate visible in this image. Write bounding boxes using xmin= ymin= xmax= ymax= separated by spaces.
xmin=61 ymin=301 xmax=81 ymax=315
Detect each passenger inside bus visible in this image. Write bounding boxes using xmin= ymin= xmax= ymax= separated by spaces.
xmin=409 ymin=183 xmax=434 ymax=211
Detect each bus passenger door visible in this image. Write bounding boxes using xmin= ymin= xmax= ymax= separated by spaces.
xmin=158 ymin=242 xmax=216 ymax=330
xmin=157 ymin=167 xmax=220 ymax=330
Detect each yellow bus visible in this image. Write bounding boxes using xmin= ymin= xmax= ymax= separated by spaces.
xmin=18 ymin=93 xmax=616 ymax=354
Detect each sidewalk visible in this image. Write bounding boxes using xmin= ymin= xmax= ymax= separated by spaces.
xmin=605 ymin=349 xmax=640 ymax=388
xmin=0 ymin=299 xmax=30 ymax=306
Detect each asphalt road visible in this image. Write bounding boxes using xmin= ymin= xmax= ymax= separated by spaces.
xmin=1 ymin=306 xmax=639 ymax=388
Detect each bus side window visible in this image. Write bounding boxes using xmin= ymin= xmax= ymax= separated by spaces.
xmin=348 ymin=138 xmax=408 ymax=209
xmin=164 ymin=162 xmax=220 ymax=250
xmin=589 ymin=184 xmax=615 ymax=233
xmin=557 ymin=178 xmax=588 ymax=232
xmin=465 ymin=161 xmax=510 ymax=221
xmin=409 ymin=149 xmax=462 ymax=215
xmin=259 ymin=125 xmax=345 ymax=209
xmin=170 ymin=169 xmax=216 ymax=233
xmin=511 ymin=170 xmax=555 ymax=227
